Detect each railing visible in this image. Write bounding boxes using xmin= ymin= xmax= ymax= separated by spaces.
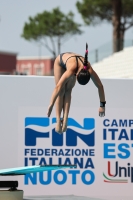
xmin=89 ymin=39 xmax=133 ymax=64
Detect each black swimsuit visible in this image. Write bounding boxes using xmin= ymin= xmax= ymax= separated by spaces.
xmin=60 ymin=52 xmax=84 ymax=72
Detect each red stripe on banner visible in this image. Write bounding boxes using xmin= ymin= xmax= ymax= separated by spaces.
xmin=108 ymin=161 xmax=114 ymax=177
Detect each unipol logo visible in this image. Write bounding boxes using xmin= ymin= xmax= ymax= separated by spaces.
xmin=25 ymin=117 xmax=95 ymax=147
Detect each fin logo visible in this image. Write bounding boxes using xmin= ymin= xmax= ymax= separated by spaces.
xmin=25 ymin=117 xmax=95 ymax=147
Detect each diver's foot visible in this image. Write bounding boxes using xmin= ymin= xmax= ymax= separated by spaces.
xmin=62 ymin=123 xmax=67 ymax=132
xmin=55 ymin=121 xmax=62 ymax=134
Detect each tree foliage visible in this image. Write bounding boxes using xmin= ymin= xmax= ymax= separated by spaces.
xmin=76 ymin=0 xmax=133 ymax=52
xmin=76 ymin=0 xmax=112 ymax=25
xmin=22 ymin=7 xmax=82 ymax=58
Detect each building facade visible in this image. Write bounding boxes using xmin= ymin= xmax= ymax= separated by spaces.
xmin=17 ymin=56 xmax=54 ymax=76
xmin=0 ymin=51 xmax=17 ymax=74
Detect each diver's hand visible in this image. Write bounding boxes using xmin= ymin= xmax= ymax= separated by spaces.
xmin=99 ymin=107 xmax=105 ymax=117
xmin=47 ymin=104 xmax=53 ymax=117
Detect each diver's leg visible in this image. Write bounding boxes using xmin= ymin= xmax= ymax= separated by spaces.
xmin=62 ymin=76 xmax=76 ymax=132
xmin=55 ymin=89 xmax=65 ymax=133
xmin=62 ymin=89 xmax=72 ymax=132
xmin=54 ymin=57 xmax=65 ymax=133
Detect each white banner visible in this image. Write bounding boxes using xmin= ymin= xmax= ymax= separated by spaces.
xmin=18 ymin=106 xmax=133 ymax=199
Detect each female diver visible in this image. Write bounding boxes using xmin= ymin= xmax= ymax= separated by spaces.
xmin=47 ymin=43 xmax=106 ymax=133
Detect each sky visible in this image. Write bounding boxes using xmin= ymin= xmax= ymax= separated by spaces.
xmin=0 ymin=0 xmax=133 ymax=58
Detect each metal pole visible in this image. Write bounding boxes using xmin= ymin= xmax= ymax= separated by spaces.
xmin=95 ymin=49 xmax=98 ymax=62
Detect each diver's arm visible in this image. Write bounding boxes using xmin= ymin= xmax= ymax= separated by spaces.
xmin=50 ymin=70 xmax=74 ymax=105
xmin=89 ymin=66 xmax=105 ymax=102
xmin=89 ymin=65 xmax=106 ymax=117
xmin=47 ymin=69 xmax=74 ymax=117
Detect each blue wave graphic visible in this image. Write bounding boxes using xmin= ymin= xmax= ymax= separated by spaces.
xmin=52 ymin=118 xmax=95 ymax=130
xmin=25 ymin=117 xmax=49 ymax=127
xmin=25 ymin=117 xmax=95 ymax=147
xmin=52 ymin=128 xmax=94 ymax=147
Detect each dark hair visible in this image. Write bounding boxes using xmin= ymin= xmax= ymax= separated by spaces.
xmin=77 ymin=43 xmax=90 ymax=85
xmin=77 ymin=69 xmax=90 ymax=85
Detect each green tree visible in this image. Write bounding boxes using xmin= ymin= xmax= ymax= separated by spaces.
xmin=21 ymin=7 xmax=82 ymax=58
xmin=76 ymin=0 xmax=133 ymax=52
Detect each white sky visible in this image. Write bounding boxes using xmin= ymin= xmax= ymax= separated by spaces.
xmin=0 ymin=0 xmax=133 ymax=57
